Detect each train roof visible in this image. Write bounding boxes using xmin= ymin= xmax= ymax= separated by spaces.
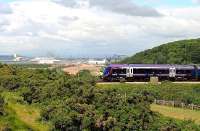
xmin=129 ymin=64 xmax=170 ymax=69
xmin=173 ymin=65 xmax=195 ymax=69
xmin=108 ymin=64 xmax=195 ymax=69
xmin=108 ymin=64 xmax=128 ymax=68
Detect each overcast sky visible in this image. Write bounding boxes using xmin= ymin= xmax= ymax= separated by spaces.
xmin=0 ymin=0 xmax=200 ymax=57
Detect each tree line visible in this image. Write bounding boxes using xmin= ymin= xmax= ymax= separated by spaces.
xmin=121 ymin=38 xmax=200 ymax=64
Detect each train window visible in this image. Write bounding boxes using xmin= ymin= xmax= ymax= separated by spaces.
xmin=133 ymin=69 xmax=169 ymax=74
xmin=112 ymin=69 xmax=126 ymax=74
xmin=133 ymin=69 xmax=146 ymax=74
xmin=103 ymin=67 xmax=111 ymax=75
xmin=176 ymin=69 xmax=192 ymax=74
xmin=121 ymin=69 xmax=126 ymax=74
xmin=127 ymin=69 xmax=129 ymax=73
xmin=186 ymin=70 xmax=192 ymax=74
xmin=156 ymin=69 xmax=169 ymax=74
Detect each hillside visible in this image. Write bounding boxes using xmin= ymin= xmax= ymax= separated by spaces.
xmin=121 ymin=38 xmax=200 ymax=64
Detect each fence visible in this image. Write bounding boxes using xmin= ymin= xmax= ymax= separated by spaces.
xmin=154 ymin=99 xmax=200 ymax=111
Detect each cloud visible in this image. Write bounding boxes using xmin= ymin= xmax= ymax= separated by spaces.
xmin=0 ymin=3 xmax=12 ymax=14
xmin=53 ymin=0 xmax=77 ymax=7
xmin=192 ymin=0 xmax=200 ymax=4
xmin=0 ymin=18 xmax=9 ymax=32
xmin=89 ymin=0 xmax=162 ymax=17
xmin=53 ymin=0 xmax=162 ymax=17
xmin=0 ymin=0 xmax=200 ymax=57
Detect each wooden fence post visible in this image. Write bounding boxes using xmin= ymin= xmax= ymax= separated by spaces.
xmin=181 ymin=103 xmax=184 ymax=108
xmin=155 ymin=100 xmax=200 ymax=111
xmin=191 ymin=104 xmax=194 ymax=110
xmin=172 ymin=101 xmax=175 ymax=107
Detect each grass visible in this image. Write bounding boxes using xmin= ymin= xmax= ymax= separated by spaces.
xmin=99 ymin=83 xmax=200 ymax=125
xmin=0 ymin=106 xmax=31 ymax=131
xmin=151 ymin=104 xmax=200 ymax=125
xmin=97 ymin=82 xmax=200 ymax=89
xmin=0 ymin=91 xmax=51 ymax=131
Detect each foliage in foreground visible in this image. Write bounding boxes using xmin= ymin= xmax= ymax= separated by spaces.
xmin=0 ymin=64 xmax=200 ymax=130
xmin=0 ymin=95 xmax=5 ymax=116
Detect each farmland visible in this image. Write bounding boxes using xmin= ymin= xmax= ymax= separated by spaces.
xmin=151 ymin=104 xmax=200 ymax=125
xmin=63 ymin=64 xmax=102 ymax=76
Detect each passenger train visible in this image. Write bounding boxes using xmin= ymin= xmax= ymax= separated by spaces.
xmin=103 ymin=64 xmax=200 ymax=82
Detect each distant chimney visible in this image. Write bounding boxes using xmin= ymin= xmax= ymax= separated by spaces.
xmin=14 ymin=54 xmax=17 ymax=58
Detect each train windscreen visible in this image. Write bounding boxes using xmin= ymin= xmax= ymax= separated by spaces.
xmin=112 ymin=69 xmax=126 ymax=74
xmin=103 ymin=67 xmax=111 ymax=76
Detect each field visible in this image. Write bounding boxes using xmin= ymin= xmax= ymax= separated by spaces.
xmin=99 ymin=82 xmax=200 ymax=125
xmin=63 ymin=64 xmax=102 ymax=75
xmin=151 ymin=104 xmax=200 ymax=125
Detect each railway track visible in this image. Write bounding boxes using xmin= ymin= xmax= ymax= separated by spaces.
xmin=97 ymin=81 xmax=200 ymax=85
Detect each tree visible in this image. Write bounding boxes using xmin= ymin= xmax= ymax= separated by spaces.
xmin=120 ymin=39 xmax=200 ymax=64
xmin=0 ymin=95 xmax=5 ymax=116
xmin=191 ymin=47 xmax=200 ymax=64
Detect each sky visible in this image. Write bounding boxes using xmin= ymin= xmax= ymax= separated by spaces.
xmin=0 ymin=0 xmax=200 ymax=58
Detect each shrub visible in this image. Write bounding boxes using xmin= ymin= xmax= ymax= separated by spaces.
xmin=0 ymin=95 xmax=5 ymax=116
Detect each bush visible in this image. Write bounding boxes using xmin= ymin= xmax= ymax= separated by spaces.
xmin=0 ymin=95 xmax=5 ymax=116
xmin=0 ymin=64 xmax=200 ymax=130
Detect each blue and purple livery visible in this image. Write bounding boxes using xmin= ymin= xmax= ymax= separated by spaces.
xmin=103 ymin=64 xmax=200 ymax=82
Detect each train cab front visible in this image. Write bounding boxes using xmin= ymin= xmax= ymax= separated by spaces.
xmin=102 ymin=66 xmax=112 ymax=81
xmin=102 ymin=64 xmax=128 ymax=82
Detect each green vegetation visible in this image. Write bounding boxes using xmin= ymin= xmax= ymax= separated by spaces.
xmin=0 ymin=64 xmax=200 ymax=130
xmin=98 ymin=83 xmax=200 ymax=105
xmin=121 ymin=38 xmax=200 ymax=64
xmin=0 ymin=95 xmax=4 ymax=116
xmin=11 ymin=64 xmax=50 ymax=69
xmin=151 ymin=104 xmax=200 ymax=125
xmin=0 ymin=90 xmax=50 ymax=130
xmin=2 ymin=91 xmax=50 ymax=130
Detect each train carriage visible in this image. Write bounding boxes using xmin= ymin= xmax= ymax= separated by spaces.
xmin=103 ymin=64 xmax=200 ymax=82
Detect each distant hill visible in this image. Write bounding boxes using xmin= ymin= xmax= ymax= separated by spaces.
xmin=121 ymin=39 xmax=200 ymax=64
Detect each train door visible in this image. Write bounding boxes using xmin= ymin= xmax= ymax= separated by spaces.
xmin=129 ymin=67 xmax=134 ymax=78
xmin=126 ymin=68 xmax=130 ymax=77
xmin=169 ymin=67 xmax=176 ymax=78
xmin=126 ymin=67 xmax=134 ymax=78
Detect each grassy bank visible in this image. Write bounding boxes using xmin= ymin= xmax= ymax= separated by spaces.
xmin=0 ymin=91 xmax=51 ymax=131
xmin=151 ymin=104 xmax=200 ymax=125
